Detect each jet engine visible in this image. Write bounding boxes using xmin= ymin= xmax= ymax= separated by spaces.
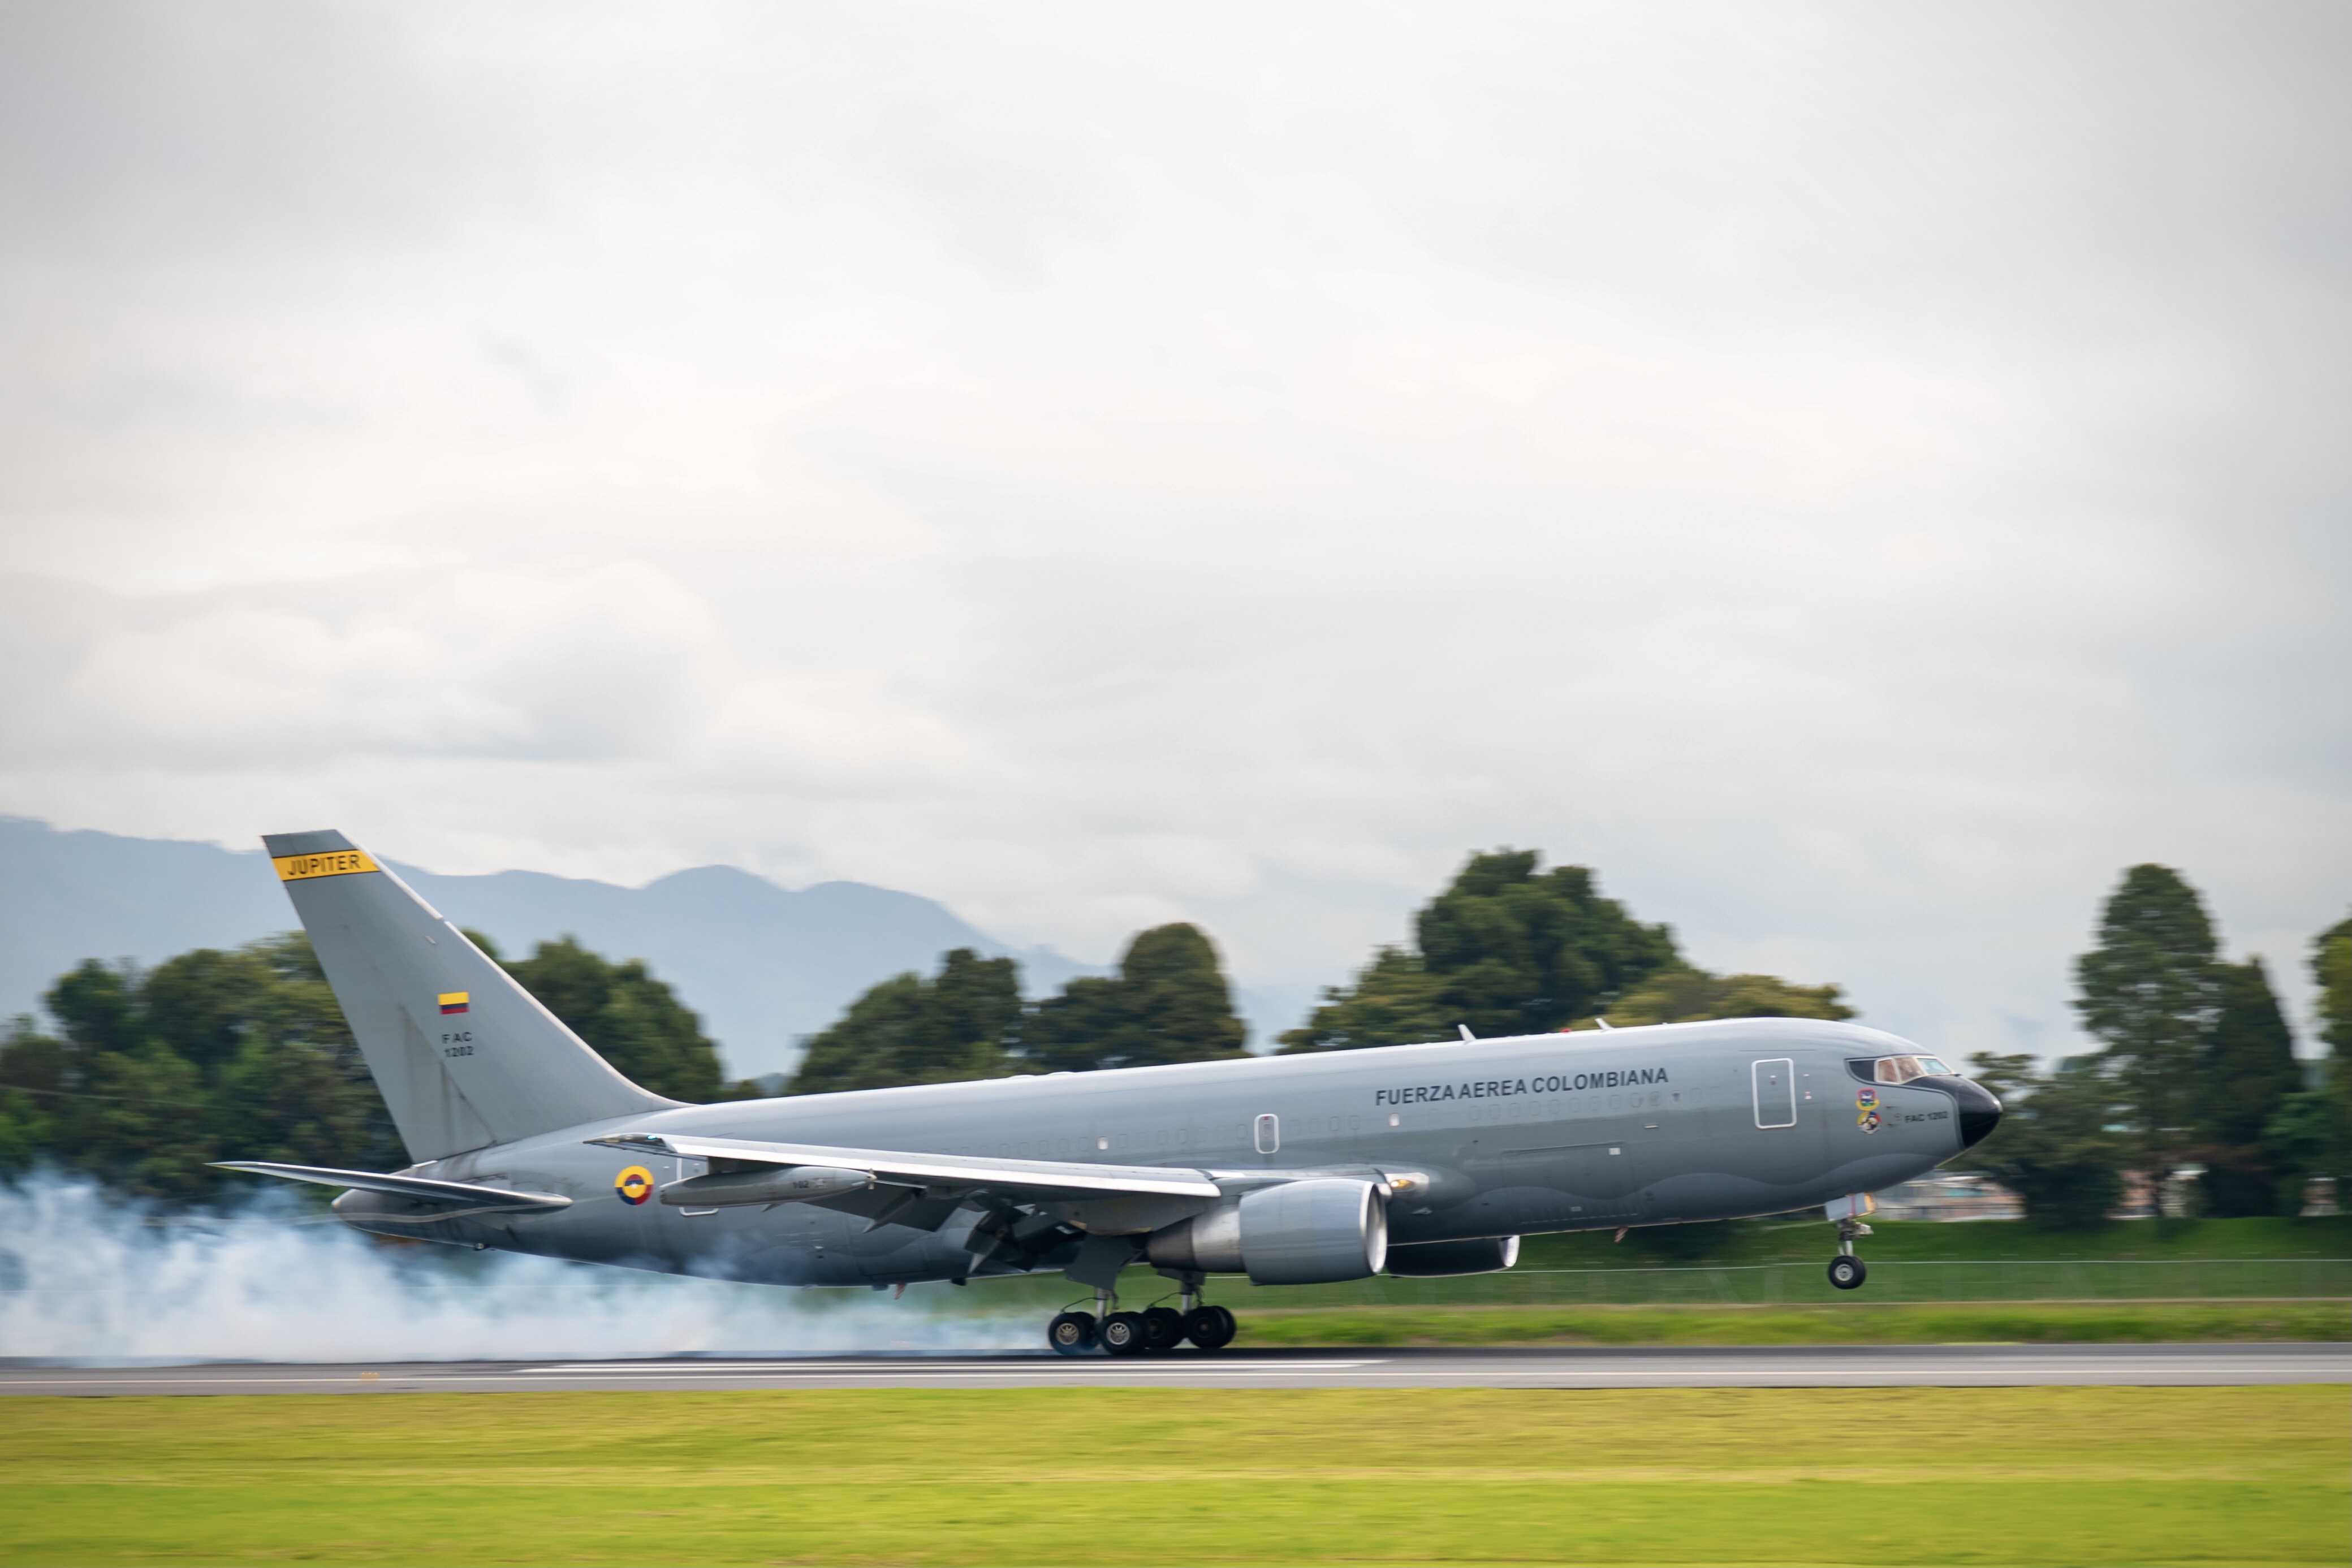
xmin=1384 ymin=1236 xmax=1519 ymax=1277
xmin=1145 ymin=1178 xmax=1387 ymax=1284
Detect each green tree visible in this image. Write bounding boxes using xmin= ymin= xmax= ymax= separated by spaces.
xmin=498 ymin=935 xmax=725 ymax=1103
xmin=45 ymin=958 xmax=146 ymax=1055
xmin=38 ymin=959 xmax=223 ymax=1199
xmin=2318 ymin=914 xmax=2352 ymax=1059
xmin=2194 ymin=958 xmax=2303 ymax=1216
xmin=1602 ymin=967 xmax=1855 ymax=1026
xmin=1280 ymin=850 xmax=1677 ymax=1052
xmin=12 ymin=939 xmax=405 ymax=1200
xmin=1966 ymin=1052 xmax=2127 ymax=1229
xmin=0 ymin=1018 xmax=58 ymax=1172
xmin=789 ymin=948 xmax=1023 ymax=1094
xmin=1020 ymin=925 xmax=1249 ymax=1072
xmin=208 ymin=935 xmax=395 ymax=1175
xmin=2074 ymin=865 xmax=2221 ymax=1191
xmin=2287 ymin=913 xmax=2352 ymax=1198
xmin=1 ymin=930 xmax=739 ymax=1197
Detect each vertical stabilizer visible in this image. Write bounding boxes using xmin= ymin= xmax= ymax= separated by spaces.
xmin=262 ymin=831 xmax=676 ymax=1162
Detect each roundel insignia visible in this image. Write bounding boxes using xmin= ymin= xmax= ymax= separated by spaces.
xmin=615 ymin=1165 xmax=655 ymax=1206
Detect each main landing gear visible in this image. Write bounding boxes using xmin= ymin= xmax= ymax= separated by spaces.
xmin=1827 ymin=1213 xmax=1871 ymax=1291
xmin=1048 ymin=1280 xmax=1237 ymax=1356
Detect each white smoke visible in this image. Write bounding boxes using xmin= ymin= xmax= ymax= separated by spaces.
xmin=0 ymin=1178 xmax=1038 ymax=1364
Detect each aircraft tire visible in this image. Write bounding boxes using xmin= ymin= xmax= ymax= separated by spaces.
xmin=1827 ymin=1255 xmax=1867 ymax=1290
xmin=1099 ymin=1311 xmax=1150 ymax=1356
xmin=1047 ymin=1311 xmax=1098 ymax=1355
xmin=1185 ymin=1304 xmax=1237 ymax=1350
xmin=1141 ymin=1307 xmax=1185 ymax=1352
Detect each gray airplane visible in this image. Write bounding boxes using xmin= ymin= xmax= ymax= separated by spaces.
xmin=222 ymin=831 xmax=2001 ymax=1354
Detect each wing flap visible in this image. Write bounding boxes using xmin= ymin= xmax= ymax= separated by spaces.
xmin=589 ymin=1133 xmax=1222 ymax=1199
xmin=213 ymin=1160 xmax=573 ymax=1212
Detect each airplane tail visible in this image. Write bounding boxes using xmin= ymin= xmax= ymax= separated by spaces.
xmin=262 ymin=830 xmax=677 ymax=1163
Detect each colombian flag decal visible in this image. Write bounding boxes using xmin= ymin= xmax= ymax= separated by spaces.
xmin=439 ymin=992 xmax=469 ymax=1016
xmin=615 ymin=1166 xmax=655 ymax=1206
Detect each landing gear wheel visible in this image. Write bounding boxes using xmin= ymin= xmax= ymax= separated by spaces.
xmin=1099 ymin=1311 xmax=1150 ymax=1356
xmin=1828 ymin=1255 xmax=1867 ymax=1291
xmin=1185 ymin=1303 xmax=1237 ymax=1350
xmin=1047 ymin=1311 xmax=1098 ymax=1355
xmin=1140 ymin=1307 xmax=1185 ymax=1352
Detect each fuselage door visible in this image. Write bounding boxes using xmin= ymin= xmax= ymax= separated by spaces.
xmin=1254 ymin=1113 xmax=1280 ymax=1155
xmin=1752 ymin=1059 xmax=1797 ymax=1129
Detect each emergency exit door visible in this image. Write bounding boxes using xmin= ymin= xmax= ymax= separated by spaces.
xmin=1752 ymin=1059 xmax=1797 ymax=1129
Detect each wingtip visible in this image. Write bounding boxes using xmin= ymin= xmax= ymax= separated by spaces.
xmin=261 ymin=829 xmax=357 ymax=857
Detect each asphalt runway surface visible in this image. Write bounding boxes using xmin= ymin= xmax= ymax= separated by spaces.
xmin=3 ymin=1344 xmax=2343 ymax=1395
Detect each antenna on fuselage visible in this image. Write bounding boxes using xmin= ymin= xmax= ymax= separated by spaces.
xmin=1594 ymin=1016 xmax=1615 ymax=1031
xmin=1457 ymin=1024 xmax=1475 ymax=1041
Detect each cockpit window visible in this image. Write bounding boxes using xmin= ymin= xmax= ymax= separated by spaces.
xmin=1846 ymin=1055 xmax=1960 ymax=1085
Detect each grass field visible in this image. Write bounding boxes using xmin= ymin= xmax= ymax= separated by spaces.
xmin=4 ymin=1386 xmax=2343 ymax=1566
xmin=896 ymin=1217 xmax=2352 ymax=1319
xmin=1234 ymin=1298 xmax=2352 ymax=1345
xmin=1513 ymin=1213 xmax=2352 ymax=1268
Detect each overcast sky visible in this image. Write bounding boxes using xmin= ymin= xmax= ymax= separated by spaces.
xmin=1 ymin=2 xmax=2345 ymax=1058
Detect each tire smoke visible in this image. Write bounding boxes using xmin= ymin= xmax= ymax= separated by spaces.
xmin=0 ymin=1178 xmax=1035 ymax=1364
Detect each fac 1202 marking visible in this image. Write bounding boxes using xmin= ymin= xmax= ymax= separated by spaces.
xmin=442 ymin=1031 xmax=474 ymax=1057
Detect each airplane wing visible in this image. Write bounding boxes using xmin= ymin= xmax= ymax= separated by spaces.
xmin=588 ymin=1133 xmax=1223 ymax=1200
xmin=213 ymin=1160 xmax=573 ymax=1213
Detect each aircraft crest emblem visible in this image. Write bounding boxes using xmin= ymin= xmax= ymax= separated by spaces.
xmin=1855 ymin=1086 xmax=1881 ymax=1133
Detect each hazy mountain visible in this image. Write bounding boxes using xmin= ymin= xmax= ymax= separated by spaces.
xmin=0 ymin=818 xmax=1095 ymax=1079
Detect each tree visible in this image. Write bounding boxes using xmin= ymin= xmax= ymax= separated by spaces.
xmin=19 ymin=939 xmax=407 ymax=1199
xmin=1280 ymin=850 xmax=1677 ymax=1052
xmin=498 ymin=935 xmax=725 ymax=1103
xmin=37 ymin=958 xmax=223 ymax=1199
xmin=2074 ymin=865 xmax=2221 ymax=1190
xmin=2194 ymin=958 xmax=2303 ymax=1216
xmin=1 ymin=930 xmax=735 ymax=1199
xmin=2318 ymin=914 xmax=2352 ymax=1059
xmin=1020 ymin=925 xmax=1249 ymax=1072
xmin=2282 ymin=912 xmax=2352 ymax=1199
xmin=0 ymin=1018 xmax=60 ymax=1174
xmin=1602 ymin=967 xmax=1855 ymax=1026
xmin=788 ymin=948 xmax=1024 ymax=1095
xmin=1966 ymin=1052 xmax=2127 ymax=1229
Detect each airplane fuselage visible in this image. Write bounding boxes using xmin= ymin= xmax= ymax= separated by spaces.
xmin=338 ymin=1017 xmax=1979 ymax=1288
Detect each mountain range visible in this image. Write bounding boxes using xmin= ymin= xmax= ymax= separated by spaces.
xmin=0 ymin=817 xmax=1096 ymax=1080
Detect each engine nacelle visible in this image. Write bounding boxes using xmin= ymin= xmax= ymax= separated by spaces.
xmin=1385 ymin=1236 xmax=1520 ymax=1277
xmin=1145 ymin=1178 xmax=1388 ymax=1284
xmin=659 ymin=1165 xmax=871 ymax=1207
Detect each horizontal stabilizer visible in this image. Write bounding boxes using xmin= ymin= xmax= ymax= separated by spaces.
xmin=213 ymin=1160 xmax=572 ymax=1212
xmin=590 ymin=1133 xmax=1223 ymax=1200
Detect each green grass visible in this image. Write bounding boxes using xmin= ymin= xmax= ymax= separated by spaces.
xmin=1517 ymin=1213 xmax=2352 ymax=1268
xmin=1235 ymin=1298 xmax=2352 ymax=1346
xmin=3 ymin=1387 xmax=2342 ymax=1565
xmin=921 ymin=1218 xmax=2352 ymax=1317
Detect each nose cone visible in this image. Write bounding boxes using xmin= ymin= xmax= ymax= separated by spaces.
xmin=1952 ymin=1078 xmax=2003 ymax=1150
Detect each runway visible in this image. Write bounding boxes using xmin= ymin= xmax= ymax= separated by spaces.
xmin=3 ymin=1344 xmax=2343 ymax=1394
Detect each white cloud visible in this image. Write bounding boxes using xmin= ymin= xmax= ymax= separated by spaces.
xmin=0 ymin=1 xmax=2345 ymax=1052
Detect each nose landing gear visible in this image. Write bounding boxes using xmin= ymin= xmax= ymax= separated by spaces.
xmin=1827 ymin=1213 xmax=1872 ymax=1291
xmin=1047 ymin=1276 xmax=1238 ymax=1354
